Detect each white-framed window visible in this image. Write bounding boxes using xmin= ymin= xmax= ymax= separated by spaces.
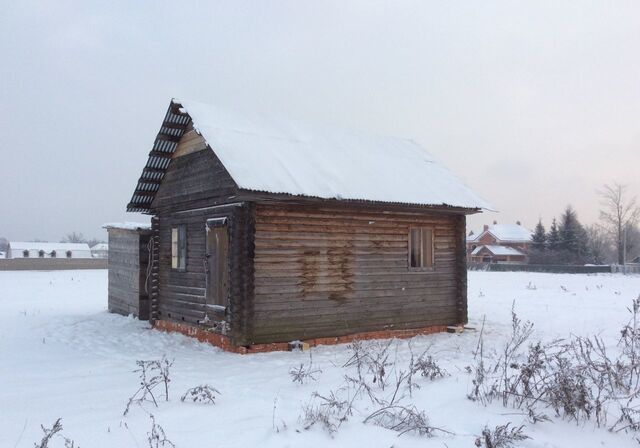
xmin=408 ymin=227 xmax=434 ymax=270
xmin=171 ymin=225 xmax=187 ymax=271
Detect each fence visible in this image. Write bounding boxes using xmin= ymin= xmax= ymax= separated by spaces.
xmin=611 ymin=264 xmax=640 ymax=274
xmin=0 ymin=258 xmax=107 ymax=271
xmin=468 ymin=263 xmax=617 ymax=274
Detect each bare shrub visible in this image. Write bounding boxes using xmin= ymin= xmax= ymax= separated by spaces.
xmin=474 ymin=423 xmax=529 ymax=448
xmin=34 ymin=418 xmax=78 ymax=448
xmin=147 ymin=414 xmax=175 ymax=448
xmin=410 ymin=351 xmax=448 ymax=381
xmin=364 ymin=405 xmax=448 ymax=437
xmin=300 ymin=338 xmax=453 ymax=438
xmin=468 ymin=298 xmax=640 ymax=444
xmin=300 ymin=390 xmax=353 ymax=435
xmin=124 ymin=355 xmax=174 ymax=416
xmin=180 ymin=385 xmax=220 ymax=404
xmin=343 ymin=339 xmax=394 ymax=391
xmin=289 ymin=352 xmax=322 ymax=384
xmin=611 ymin=401 xmax=640 ymax=439
xmin=619 ymin=297 xmax=640 ymax=390
xmin=34 ymin=419 xmax=63 ymax=448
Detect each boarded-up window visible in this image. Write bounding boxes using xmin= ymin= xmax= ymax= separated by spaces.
xmin=409 ymin=227 xmax=434 ymax=269
xmin=171 ymin=226 xmax=187 ymax=270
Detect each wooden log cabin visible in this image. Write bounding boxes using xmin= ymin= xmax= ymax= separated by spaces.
xmin=126 ymin=99 xmax=490 ymax=352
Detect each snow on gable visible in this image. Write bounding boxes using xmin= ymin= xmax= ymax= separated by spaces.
xmin=487 ymin=224 xmax=532 ymax=242
xmin=472 ymin=244 xmax=525 ymax=256
xmin=176 ymin=99 xmax=493 ymax=210
xmin=102 ymin=222 xmax=151 ymax=231
xmin=474 ymin=223 xmax=532 ymax=243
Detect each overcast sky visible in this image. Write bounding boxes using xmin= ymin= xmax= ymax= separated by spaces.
xmin=1 ymin=1 xmax=639 ymax=242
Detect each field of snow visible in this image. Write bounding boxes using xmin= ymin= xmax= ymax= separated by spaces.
xmin=1 ymin=269 xmax=639 ymax=447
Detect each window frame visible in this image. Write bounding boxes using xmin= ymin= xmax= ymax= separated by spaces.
xmin=171 ymin=225 xmax=187 ymax=271
xmin=407 ymin=227 xmax=435 ymax=272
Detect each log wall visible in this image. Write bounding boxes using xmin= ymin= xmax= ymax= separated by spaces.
xmin=155 ymin=203 xmax=254 ymax=344
xmin=250 ymin=203 xmax=467 ymax=343
xmin=150 ymin=148 xmax=252 ymax=344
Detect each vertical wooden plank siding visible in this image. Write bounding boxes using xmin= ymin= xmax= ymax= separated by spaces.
xmin=455 ymin=214 xmax=468 ymax=325
xmin=149 ymin=216 xmax=160 ymax=323
xmin=107 ymin=228 xmax=151 ymax=319
xmin=250 ymin=203 xmax=464 ymax=344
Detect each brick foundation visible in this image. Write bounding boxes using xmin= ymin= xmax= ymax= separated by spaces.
xmin=153 ymin=320 xmax=453 ymax=354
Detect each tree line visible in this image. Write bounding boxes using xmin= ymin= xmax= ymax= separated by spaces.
xmin=529 ymin=183 xmax=639 ymax=266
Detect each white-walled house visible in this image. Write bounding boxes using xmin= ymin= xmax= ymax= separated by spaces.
xmin=6 ymin=242 xmax=92 ymax=259
xmin=90 ymin=243 xmax=109 ymax=258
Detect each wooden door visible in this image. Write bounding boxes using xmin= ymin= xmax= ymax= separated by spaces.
xmin=205 ymin=219 xmax=229 ymax=309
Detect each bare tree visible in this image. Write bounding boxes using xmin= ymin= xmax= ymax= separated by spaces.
xmin=599 ymin=183 xmax=640 ymax=264
xmin=585 ymin=224 xmax=612 ymax=265
xmin=61 ymin=232 xmax=86 ymax=244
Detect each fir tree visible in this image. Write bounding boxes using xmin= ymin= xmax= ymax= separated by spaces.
xmin=558 ymin=205 xmax=589 ymax=263
xmin=547 ymin=218 xmax=560 ymax=251
xmin=531 ymin=219 xmax=547 ymax=251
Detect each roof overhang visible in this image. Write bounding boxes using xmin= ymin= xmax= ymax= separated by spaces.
xmin=127 ymin=101 xmax=191 ymax=213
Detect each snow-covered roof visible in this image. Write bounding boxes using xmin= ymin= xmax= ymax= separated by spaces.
xmin=472 ymin=245 xmax=525 ymax=256
xmin=90 ymin=243 xmax=108 ymax=251
xmin=178 ymin=99 xmax=492 ymax=210
xmin=469 ymin=224 xmax=532 ymax=243
xmin=8 ymin=242 xmax=91 ymax=252
xmin=130 ymin=99 xmax=492 ymax=212
xmin=102 ymin=222 xmax=151 ymax=231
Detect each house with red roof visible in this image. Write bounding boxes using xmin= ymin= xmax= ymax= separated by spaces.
xmin=467 ymin=221 xmax=532 ymax=264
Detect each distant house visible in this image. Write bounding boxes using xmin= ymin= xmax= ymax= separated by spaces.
xmin=0 ymin=251 xmax=5 ymax=258
xmin=90 ymin=243 xmax=109 ymax=259
xmin=467 ymin=222 xmax=532 ymax=264
xmin=120 ymin=98 xmax=492 ymax=352
xmin=6 ymin=242 xmax=92 ymax=259
xmin=631 ymin=255 xmax=640 ymax=264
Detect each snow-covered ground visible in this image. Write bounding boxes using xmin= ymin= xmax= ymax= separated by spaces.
xmin=1 ymin=270 xmax=639 ymax=447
